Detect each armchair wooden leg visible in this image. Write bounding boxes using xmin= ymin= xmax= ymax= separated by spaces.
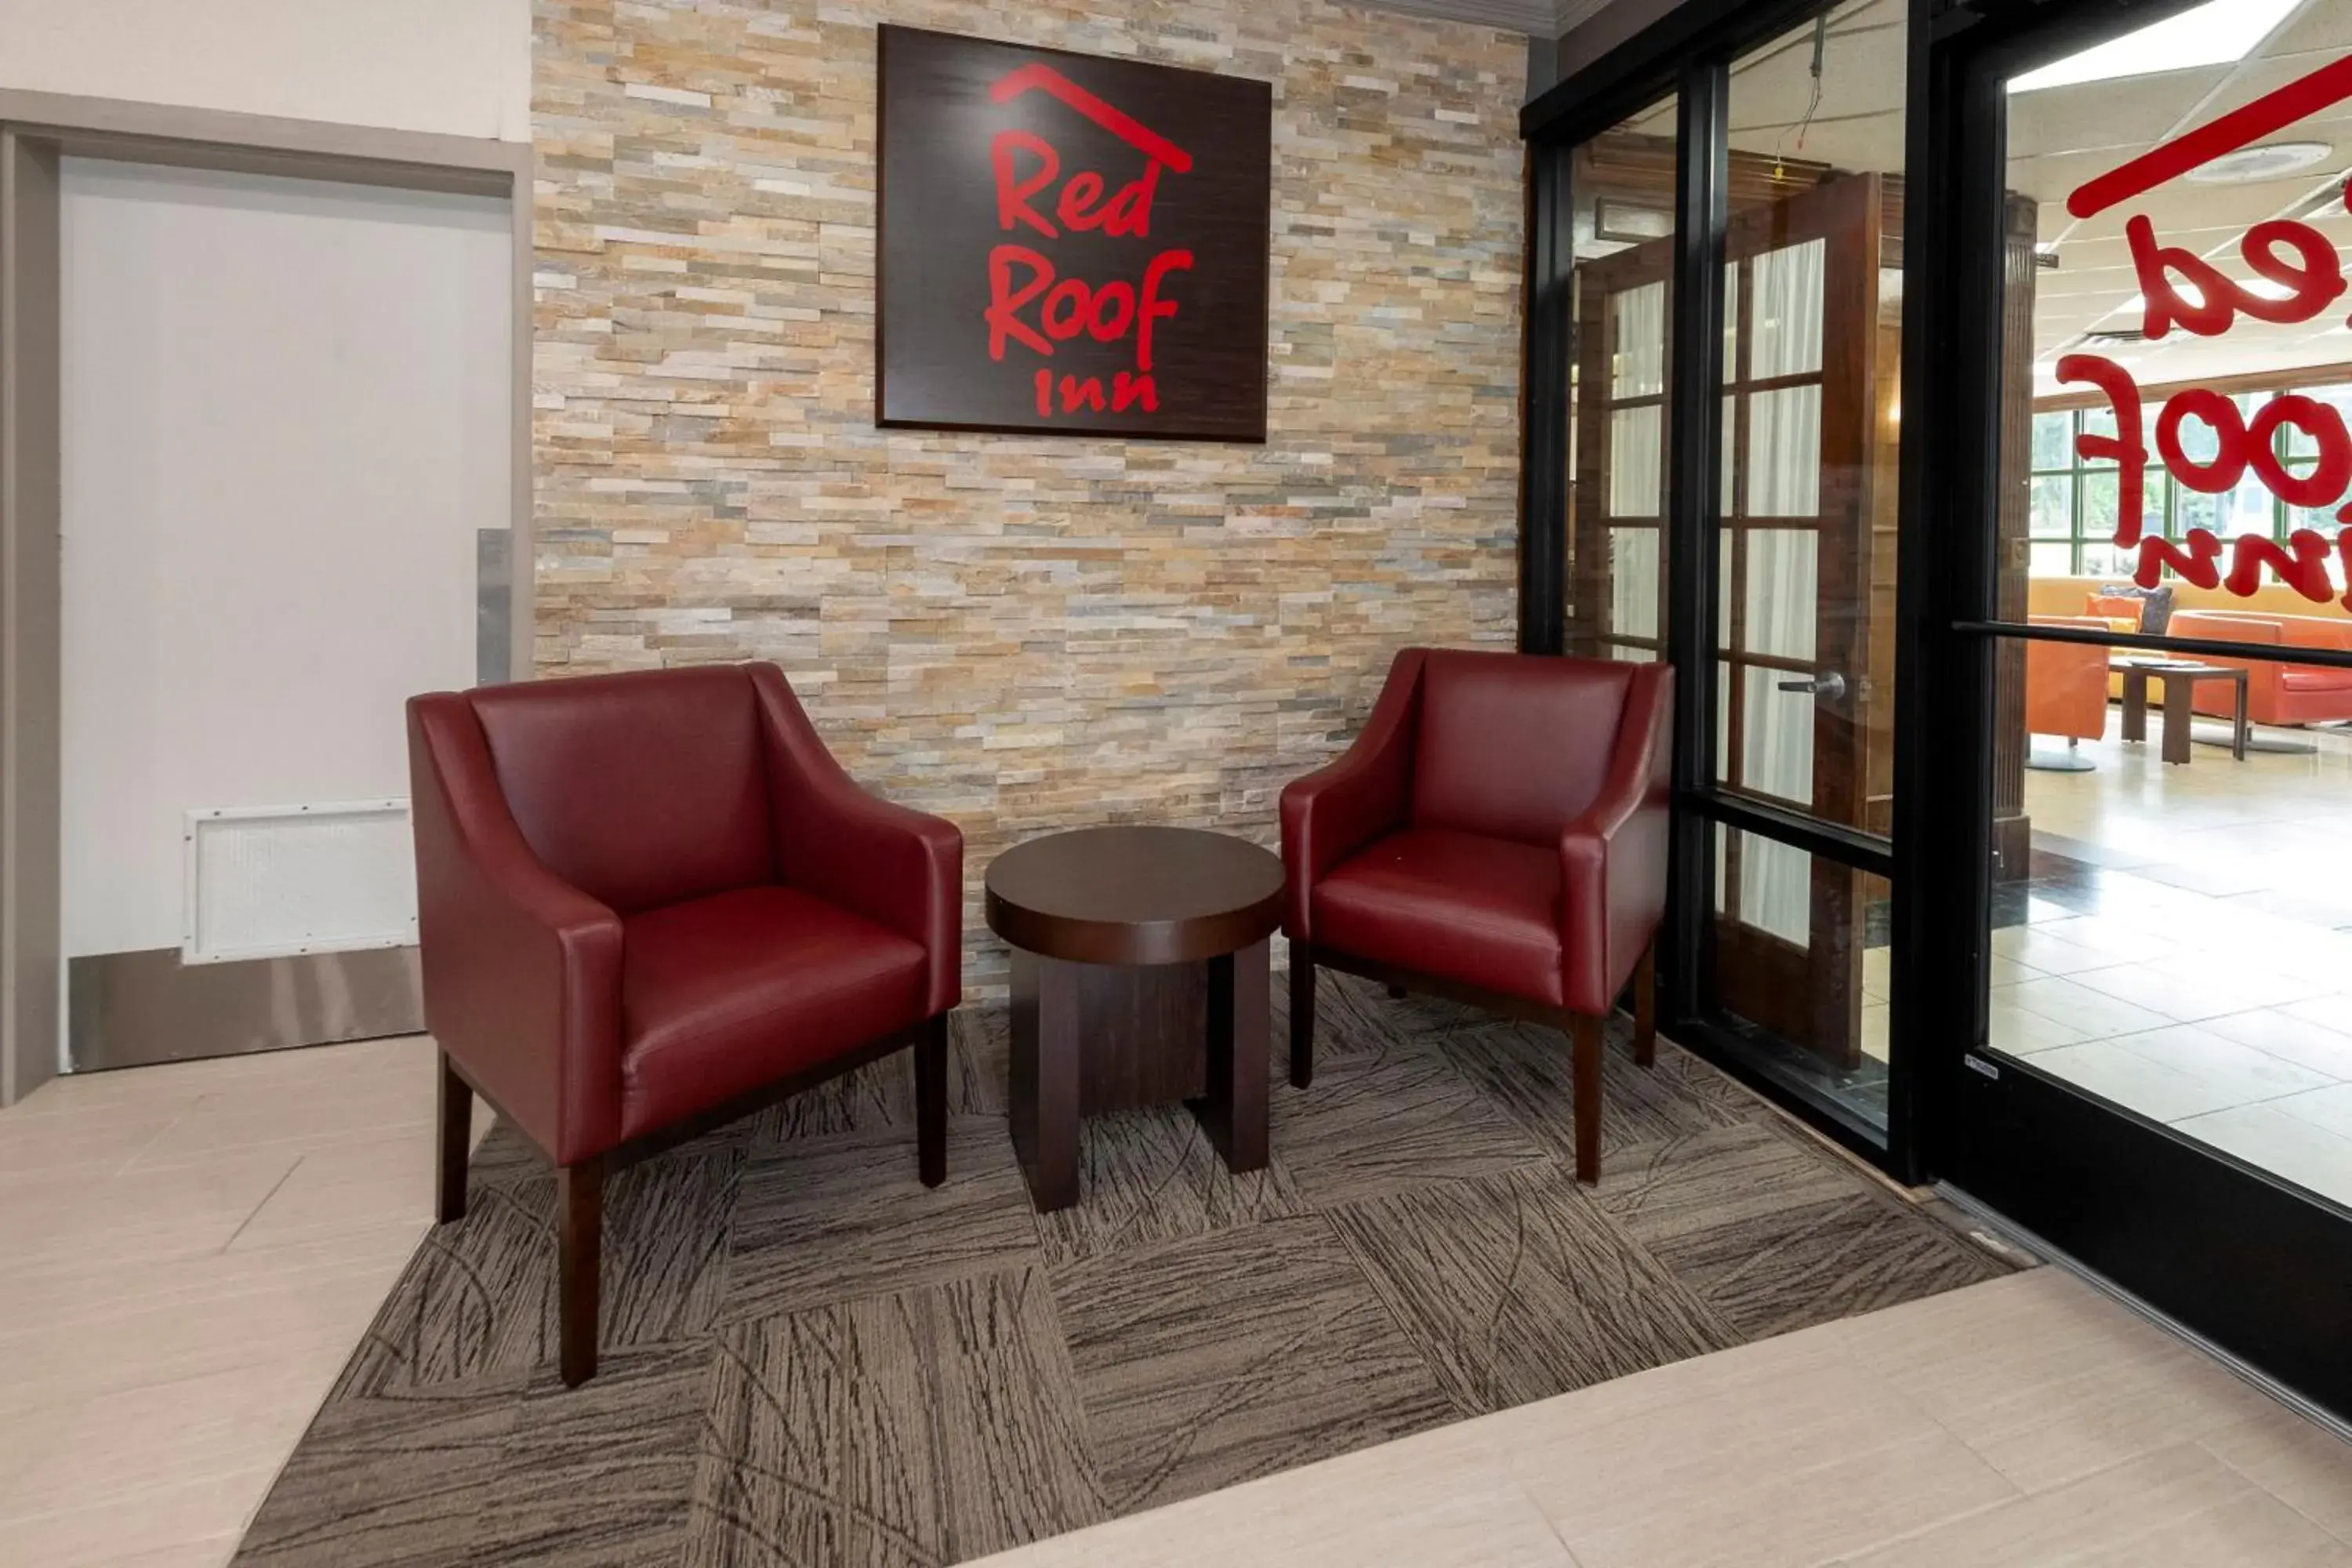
xmin=558 ymin=1158 xmax=603 ymax=1388
xmin=1633 ymin=943 xmax=1658 ymax=1070
xmin=435 ymin=1051 xmax=471 ymax=1225
xmin=1289 ymin=946 xmax=1316 ymax=1090
xmin=1570 ymin=1012 xmax=1602 ymax=1185
xmin=916 ymin=1012 xmax=948 ymax=1189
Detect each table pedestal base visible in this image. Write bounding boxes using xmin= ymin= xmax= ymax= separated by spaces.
xmin=1007 ymin=940 xmax=1270 ymax=1213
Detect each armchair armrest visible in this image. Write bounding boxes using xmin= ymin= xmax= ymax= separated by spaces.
xmin=408 ymin=695 xmax=623 ymax=1166
xmin=1279 ymin=648 xmax=1428 ymax=941
xmin=1557 ymin=664 xmax=1674 ymax=1018
xmin=751 ymin=666 xmax=964 ymax=1016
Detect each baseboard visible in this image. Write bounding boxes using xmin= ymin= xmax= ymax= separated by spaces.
xmin=67 ymin=945 xmax=422 ymax=1071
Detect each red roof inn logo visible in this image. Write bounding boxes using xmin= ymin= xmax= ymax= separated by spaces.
xmin=2060 ymin=54 xmax=2352 ymax=605
xmin=876 ymin=27 xmax=1272 ymax=443
xmin=984 ymin=64 xmax=1194 ymax=419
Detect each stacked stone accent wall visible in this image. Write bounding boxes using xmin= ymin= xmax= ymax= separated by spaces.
xmin=534 ymin=0 xmax=1526 ymax=984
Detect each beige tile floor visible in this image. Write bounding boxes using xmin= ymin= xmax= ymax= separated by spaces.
xmin=5 ymin=1036 xmax=2348 ymax=1567
xmin=971 ymin=1267 xmax=2352 ymax=1568
xmin=0 ymin=1036 xmax=478 ymax=1568
xmin=1984 ymin=713 xmax=2352 ymax=1207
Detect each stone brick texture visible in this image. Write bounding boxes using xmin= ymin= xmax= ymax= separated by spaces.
xmin=534 ymin=0 xmax=1526 ymax=986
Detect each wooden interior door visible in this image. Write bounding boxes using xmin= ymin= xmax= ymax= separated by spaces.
xmin=1568 ymin=234 xmax=1675 ymax=663
xmin=1710 ymin=170 xmax=1896 ymax=1070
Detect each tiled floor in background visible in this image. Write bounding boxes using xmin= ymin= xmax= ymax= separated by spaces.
xmin=0 ymin=1036 xmax=479 ymax=1568
xmin=1984 ymin=711 xmax=2352 ymax=1208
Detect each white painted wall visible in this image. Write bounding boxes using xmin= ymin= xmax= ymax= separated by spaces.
xmin=0 ymin=0 xmax=531 ymax=141
xmin=58 ymin=160 xmax=506 ymax=959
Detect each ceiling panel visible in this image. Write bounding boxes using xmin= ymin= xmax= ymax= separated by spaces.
xmin=2036 ymin=263 xmax=2142 ymax=303
xmin=1728 ymin=112 xmax=1907 ymax=176
xmin=1726 ymin=24 xmax=1907 ymax=129
xmin=2270 ymin=4 xmax=2352 ymax=56
xmin=2008 ymin=67 xmax=2233 ymax=160
xmin=2188 ymin=49 xmax=2352 ymax=119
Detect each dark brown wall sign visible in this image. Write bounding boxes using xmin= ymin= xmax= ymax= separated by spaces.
xmin=877 ymin=26 xmax=1272 ymax=442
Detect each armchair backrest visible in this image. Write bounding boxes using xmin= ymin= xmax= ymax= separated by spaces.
xmin=463 ymin=666 xmax=774 ymax=914
xmin=1410 ymin=649 xmax=1654 ymax=844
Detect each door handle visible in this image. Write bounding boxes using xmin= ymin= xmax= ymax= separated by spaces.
xmin=1777 ymin=671 xmax=1848 ymax=701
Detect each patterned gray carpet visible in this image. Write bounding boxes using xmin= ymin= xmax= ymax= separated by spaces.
xmin=234 ymin=973 xmax=2018 ymax=1567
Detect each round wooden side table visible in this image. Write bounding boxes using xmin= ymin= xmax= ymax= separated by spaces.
xmin=983 ymin=826 xmax=1285 ymax=1212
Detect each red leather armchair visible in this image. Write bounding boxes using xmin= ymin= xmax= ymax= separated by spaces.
xmin=1281 ymin=648 xmax=1673 ymax=1184
xmin=408 ymin=662 xmax=962 ymax=1385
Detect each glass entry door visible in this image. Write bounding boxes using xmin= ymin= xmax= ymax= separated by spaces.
xmin=1671 ymin=0 xmax=1911 ymax=1148
xmin=1926 ymin=0 xmax=2352 ymax=1419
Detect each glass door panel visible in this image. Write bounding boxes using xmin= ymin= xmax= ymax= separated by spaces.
xmin=1981 ymin=5 xmax=2352 ymax=1218
xmin=1700 ymin=0 xmax=1907 ymax=1129
xmin=1937 ymin=0 xmax=2352 ymax=1421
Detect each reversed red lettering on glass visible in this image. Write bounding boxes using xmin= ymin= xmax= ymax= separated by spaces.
xmin=2062 ymin=54 xmax=2352 ymax=608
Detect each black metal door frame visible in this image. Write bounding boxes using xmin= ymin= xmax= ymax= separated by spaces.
xmin=1905 ymin=0 xmax=2352 ymax=1421
xmin=1521 ymin=4 xmax=2352 ymax=1360
xmin=1522 ymin=0 xmax=1914 ymax=1181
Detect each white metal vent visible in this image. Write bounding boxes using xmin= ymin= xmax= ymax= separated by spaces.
xmin=182 ymin=800 xmax=416 ymax=964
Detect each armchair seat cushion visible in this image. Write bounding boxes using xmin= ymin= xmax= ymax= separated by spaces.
xmin=619 ymin=886 xmax=928 ymax=1141
xmin=1314 ymin=829 xmax=1564 ymax=1007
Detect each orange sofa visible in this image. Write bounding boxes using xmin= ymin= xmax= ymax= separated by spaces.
xmin=2168 ymin=610 xmax=2352 ymax=728
xmin=2025 ymin=615 xmax=2114 ymax=758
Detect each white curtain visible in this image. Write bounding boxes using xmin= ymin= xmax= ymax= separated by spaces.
xmin=1731 ymin=239 xmax=1828 ymax=949
xmin=1610 ymin=405 xmax=1662 ymax=518
xmin=1748 ymin=387 xmax=1823 ymax=516
xmin=1607 ymin=280 xmax=1670 ymax=639
xmin=1744 ymin=530 xmax=1818 ymax=663
xmin=1739 ymin=833 xmax=1814 ymax=947
xmin=1751 ymin=239 xmax=1824 ymax=378
xmin=1612 ymin=281 xmax=1666 ymax=396
xmin=1612 ymin=528 xmax=1660 ymax=641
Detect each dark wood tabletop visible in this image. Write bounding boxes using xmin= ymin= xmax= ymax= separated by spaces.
xmin=984 ymin=826 xmax=1285 ymax=966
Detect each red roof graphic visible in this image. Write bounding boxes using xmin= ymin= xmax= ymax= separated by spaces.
xmin=2068 ymin=52 xmax=2352 ymax=220
xmin=990 ymin=63 xmax=1195 ymax=174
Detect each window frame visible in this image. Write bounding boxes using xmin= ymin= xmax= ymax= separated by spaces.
xmin=2027 ymin=374 xmax=2352 ymax=582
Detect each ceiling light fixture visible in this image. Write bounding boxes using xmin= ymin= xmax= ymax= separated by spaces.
xmin=2181 ymin=140 xmax=2336 ymax=183
xmin=2007 ymin=0 xmax=2302 ymax=95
